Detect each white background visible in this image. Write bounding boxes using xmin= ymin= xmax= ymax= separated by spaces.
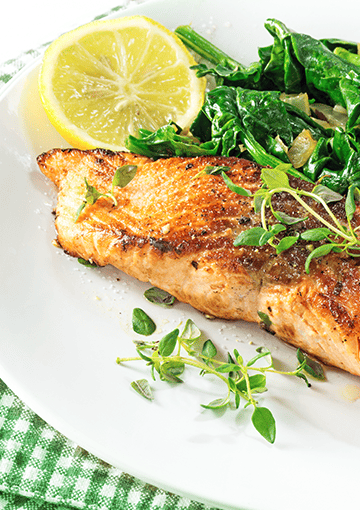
xmin=0 ymin=0 xmax=147 ymax=65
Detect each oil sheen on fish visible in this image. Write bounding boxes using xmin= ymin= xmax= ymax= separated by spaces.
xmin=37 ymin=148 xmax=360 ymax=376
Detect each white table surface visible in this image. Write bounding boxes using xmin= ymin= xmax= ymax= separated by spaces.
xmin=0 ymin=0 xmax=147 ymax=65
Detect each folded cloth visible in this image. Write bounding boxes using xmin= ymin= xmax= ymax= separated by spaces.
xmin=0 ymin=3 xmax=220 ymax=510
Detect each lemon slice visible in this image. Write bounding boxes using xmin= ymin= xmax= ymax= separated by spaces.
xmin=38 ymin=15 xmax=206 ymax=150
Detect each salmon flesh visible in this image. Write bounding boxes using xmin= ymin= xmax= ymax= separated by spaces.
xmin=37 ymin=148 xmax=360 ymax=376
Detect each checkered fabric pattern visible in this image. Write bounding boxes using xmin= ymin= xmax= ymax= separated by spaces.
xmin=0 ymin=380 xmax=220 ymax=510
xmin=0 ymin=4 xmax=221 ymax=509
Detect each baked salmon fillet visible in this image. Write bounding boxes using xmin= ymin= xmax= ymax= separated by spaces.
xmin=37 ymin=148 xmax=360 ymax=376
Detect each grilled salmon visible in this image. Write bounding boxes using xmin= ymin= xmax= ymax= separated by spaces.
xmin=37 ymin=148 xmax=360 ymax=376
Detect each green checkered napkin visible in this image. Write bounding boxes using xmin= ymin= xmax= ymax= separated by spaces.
xmin=0 ymin=380 xmax=219 ymax=510
xmin=0 ymin=5 xmax=221 ymax=510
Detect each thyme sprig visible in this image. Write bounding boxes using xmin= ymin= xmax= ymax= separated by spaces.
xmin=220 ymin=163 xmax=360 ymax=273
xmin=117 ymin=316 xmax=323 ymax=444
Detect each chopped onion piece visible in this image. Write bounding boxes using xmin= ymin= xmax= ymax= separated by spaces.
xmin=333 ymin=104 xmax=347 ymax=115
xmin=310 ymin=103 xmax=348 ymax=129
xmin=311 ymin=117 xmax=333 ymax=129
xmin=288 ymin=129 xmax=317 ymax=168
xmin=274 ymin=135 xmax=288 ymax=154
xmin=280 ymin=92 xmax=311 ymax=115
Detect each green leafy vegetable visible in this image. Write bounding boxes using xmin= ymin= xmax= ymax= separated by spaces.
xmin=75 ymin=178 xmax=105 ymax=222
xmin=221 ymin=171 xmax=252 ymax=196
xmin=202 ymin=339 xmax=218 ymax=359
xmin=300 ymin=228 xmax=331 ymax=241
xmin=127 ymin=21 xmax=360 ymax=195
xmin=272 ymin=210 xmax=307 ymax=225
xmin=304 ymin=244 xmax=337 ymax=274
xmin=311 ymin=185 xmax=343 ymax=204
xmin=345 ymin=184 xmax=360 ymax=221
xmin=275 ymin=235 xmax=299 ymax=254
xmin=126 ymin=123 xmax=215 ymax=159
xmin=117 ymin=321 xmax=319 ymax=443
xmin=234 ymin=227 xmax=268 ymax=247
xmin=201 ymin=396 xmax=230 ymax=410
xmin=334 ymin=46 xmax=360 ymax=67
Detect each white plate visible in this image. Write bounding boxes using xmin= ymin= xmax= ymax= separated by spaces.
xmin=1 ymin=1 xmax=360 ymax=508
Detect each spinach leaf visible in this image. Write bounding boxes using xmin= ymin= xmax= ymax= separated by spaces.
xmin=125 ymin=123 xmax=216 ymax=159
xmin=262 ymin=19 xmax=304 ymax=93
xmin=236 ymin=88 xmax=293 ymax=146
xmin=321 ymin=38 xmax=359 ymax=54
xmin=334 ymin=47 xmax=360 ymax=67
xmin=264 ymin=19 xmax=360 ymax=106
xmin=175 ymin=24 xmax=268 ymax=89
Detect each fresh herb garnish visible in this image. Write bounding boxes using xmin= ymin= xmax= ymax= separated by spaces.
xmin=257 ymin=311 xmax=272 ymax=327
xmin=117 ymin=316 xmax=323 ymax=443
xmin=193 ymin=165 xmax=231 ymax=178
xmin=131 ymin=379 xmax=154 ymax=400
xmin=77 ymin=257 xmax=98 ymax=268
xmin=75 ymin=165 xmax=137 ymax=221
xmin=230 ymin=165 xmax=360 ymax=272
xmin=296 ymin=349 xmax=326 ymax=380
xmin=179 ymin=318 xmax=201 ymax=343
xmin=112 ymin=164 xmax=138 ymax=189
xmin=143 ymin=287 xmax=176 ymax=307
xmin=132 ymin=308 xmax=156 ymax=336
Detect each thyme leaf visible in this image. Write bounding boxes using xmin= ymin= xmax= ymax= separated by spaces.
xmin=257 ymin=311 xmax=272 ymax=327
xmin=131 ymin=379 xmax=154 ymax=400
xmin=296 ymin=349 xmax=325 ymax=380
xmin=112 ymin=164 xmax=137 ymax=189
xmin=252 ymin=407 xmax=276 ymax=444
xmin=144 ymin=287 xmax=176 ymax=307
xmin=132 ymin=308 xmax=156 ymax=336
xmin=77 ymin=258 xmax=98 ymax=268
